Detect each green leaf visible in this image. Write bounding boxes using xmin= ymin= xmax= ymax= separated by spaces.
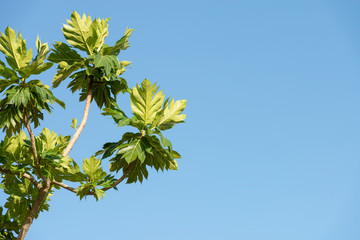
xmin=117 ymin=139 xmax=146 ymax=164
xmin=168 ymin=159 xmax=178 ymax=170
xmin=94 ymin=188 xmax=105 ymax=201
xmin=0 ymin=79 xmax=18 ymax=94
xmin=91 ymin=53 xmax=120 ymax=76
xmin=62 ymin=11 xmax=110 ymax=54
xmin=0 ymin=60 xmax=18 ymax=80
xmin=71 ymin=118 xmax=78 ymax=130
xmin=60 ymin=160 xmax=86 ymax=182
xmin=0 ymin=27 xmax=32 ymax=69
xmin=82 ymin=156 xmax=101 ymax=178
xmin=17 ymin=36 xmax=53 ymax=78
xmin=130 ymin=79 xmax=165 ymax=126
xmin=48 ymin=41 xmax=83 ymax=64
xmin=52 ymin=62 xmax=82 ymax=88
xmin=156 ymin=98 xmax=187 ymax=130
xmin=55 ymin=97 xmax=66 ymax=109
xmin=101 ymin=28 xmax=133 ymax=56
xmin=76 ymin=183 xmax=93 ymax=200
xmin=172 ymin=150 xmax=181 ymax=159
xmin=7 ymin=86 xmax=24 ymax=106
xmin=102 ymin=104 xmax=131 ymax=127
xmin=157 ymin=131 xmax=173 ymax=151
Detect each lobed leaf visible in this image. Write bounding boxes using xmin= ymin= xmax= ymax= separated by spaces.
xmin=62 ymin=11 xmax=110 ymax=54
xmin=101 ymin=28 xmax=133 ymax=56
xmin=0 ymin=27 xmax=32 ymax=70
xmin=48 ymin=41 xmax=83 ymax=64
xmin=155 ymin=98 xmax=187 ymax=130
xmin=130 ymin=79 xmax=165 ymax=126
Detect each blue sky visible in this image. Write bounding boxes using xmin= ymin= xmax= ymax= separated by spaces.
xmin=1 ymin=0 xmax=360 ymax=239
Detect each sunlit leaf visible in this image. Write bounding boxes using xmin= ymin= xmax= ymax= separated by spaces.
xmin=0 ymin=27 xmax=32 ymax=69
xmin=130 ymin=79 xmax=165 ymax=126
xmin=82 ymin=156 xmax=101 ymax=178
xmin=101 ymin=28 xmax=133 ymax=56
xmin=62 ymin=11 xmax=109 ymax=54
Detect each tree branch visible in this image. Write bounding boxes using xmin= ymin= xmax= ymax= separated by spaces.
xmin=102 ymin=162 xmax=134 ymax=192
xmin=52 ymin=180 xmax=77 ymax=193
xmin=17 ymin=179 xmax=51 ymax=240
xmin=62 ymin=79 xmax=93 ymax=157
xmin=0 ymin=167 xmax=41 ymax=190
xmin=22 ymin=106 xmax=46 ymax=182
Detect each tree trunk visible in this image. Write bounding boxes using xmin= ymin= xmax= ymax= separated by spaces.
xmin=16 ymin=179 xmax=51 ymax=240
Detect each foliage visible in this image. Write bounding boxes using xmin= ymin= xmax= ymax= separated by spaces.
xmin=0 ymin=11 xmax=187 ymax=239
xmin=48 ymin=11 xmax=131 ymax=109
xmin=99 ymin=79 xmax=186 ymax=183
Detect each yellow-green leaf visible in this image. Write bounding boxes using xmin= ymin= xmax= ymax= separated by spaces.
xmin=157 ymin=99 xmax=187 ymax=128
xmin=62 ymin=11 xmax=109 ymax=54
xmin=0 ymin=27 xmax=32 ymax=70
xmin=130 ymin=79 xmax=165 ymax=126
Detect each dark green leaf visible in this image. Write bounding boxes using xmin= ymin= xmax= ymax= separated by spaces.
xmin=48 ymin=41 xmax=83 ymax=64
xmin=92 ymin=53 xmax=120 ymax=76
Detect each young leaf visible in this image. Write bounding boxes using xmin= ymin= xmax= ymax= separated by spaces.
xmin=156 ymin=98 xmax=187 ymax=130
xmin=101 ymin=28 xmax=134 ymax=56
xmin=94 ymin=189 xmax=105 ymax=201
xmin=71 ymin=118 xmax=78 ymax=130
xmin=17 ymin=36 xmax=53 ymax=78
xmin=130 ymin=79 xmax=165 ymax=126
xmin=168 ymin=159 xmax=178 ymax=170
xmin=82 ymin=156 xmax=101 ymax=178
xmin=62 ymin=11 xmax=110 ymax=54
xmin=0 ymin=27 xmax=32 ymax=69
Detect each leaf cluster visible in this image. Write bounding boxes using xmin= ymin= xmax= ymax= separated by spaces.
xmin=98 ymin=79 xmax=186 ymax=183
xmin=0 ymin=28 xmax=64 ymax=137
xmin=48 ymin=11 xmax=132 ymax=109
xmin=0 ymin=130 xmax=65 ymax=238
xmin=75 ymin=156 xmax=116 ymax=200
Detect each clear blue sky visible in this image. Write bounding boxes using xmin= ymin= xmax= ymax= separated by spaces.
xmin=1 ymin=0 xmax=360 ymax=239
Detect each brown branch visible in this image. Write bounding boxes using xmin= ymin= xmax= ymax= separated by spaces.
xmin=17 ymin=179 xmax=51 ymax=240
xmin=0 ymin=167 xmax=41 ymax=190
xmin=52 ymin=180 xmax=77 ymax=193
xmin=102 ymin=162 xmax=134 ymax=192
xmin=22 ymin=106 xmax=46 ymax=182
xmin=62 ymin=79 xmax=93 ymax=157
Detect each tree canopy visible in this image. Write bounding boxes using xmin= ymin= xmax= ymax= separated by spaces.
xmin=0 ymin=11 xmax=187 ymax=240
